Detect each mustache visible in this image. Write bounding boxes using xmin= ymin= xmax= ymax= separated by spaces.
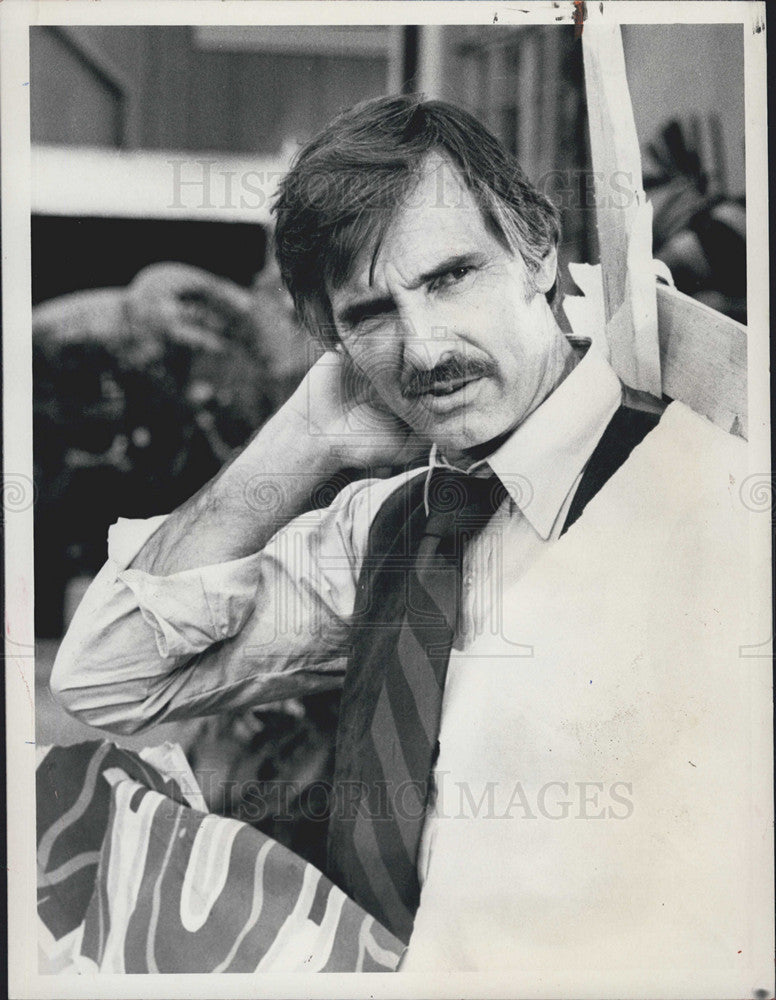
xmin=401 ymin=354 xmax=495 ymax=399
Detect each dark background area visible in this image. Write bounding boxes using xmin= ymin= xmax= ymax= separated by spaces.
xmin=31 ymin=216 xmax=267 ymax=305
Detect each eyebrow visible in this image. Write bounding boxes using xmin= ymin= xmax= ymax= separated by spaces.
xmin=335 ymin=252 xmax=485 ymax=329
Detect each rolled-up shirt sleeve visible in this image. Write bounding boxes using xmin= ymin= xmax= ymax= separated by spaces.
xmin=110 ymin=515 xmax=267 ymax=659
xmin=51 ymin=472 xmax=418 ymax=735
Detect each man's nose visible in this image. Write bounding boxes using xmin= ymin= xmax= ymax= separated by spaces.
xmin=395 ymin=301 xmax=459 ymax=372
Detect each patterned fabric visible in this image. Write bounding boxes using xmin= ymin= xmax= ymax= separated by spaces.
xmin=37 ymin=741 xmax=197 ymax=946
xmin=328 ymin=469 xmax=506 ymax=943
xmin=36 ymin=740 xmax=405 ymax=973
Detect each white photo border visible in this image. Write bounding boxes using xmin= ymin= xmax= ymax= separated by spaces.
xmin=2 ymin=2 xmax=771 ymax=998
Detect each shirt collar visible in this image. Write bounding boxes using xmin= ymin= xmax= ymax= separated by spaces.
xmin=425 ymin=341 xmax=623 ymax=538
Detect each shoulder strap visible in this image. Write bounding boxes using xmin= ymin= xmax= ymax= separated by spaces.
xmin=562 ymin=404 xmax=662 ymax=534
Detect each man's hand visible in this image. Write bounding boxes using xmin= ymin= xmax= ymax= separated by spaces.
xmin=284 ymin=351 xmax=431 ymax=471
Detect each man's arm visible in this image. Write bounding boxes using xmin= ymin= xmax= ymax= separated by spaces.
xmin=132 ymin=348 xmax=426 ymax=573
xmin=129 ymin=382 xmax=340 ymax=576
xmin=50 ymin=352 xmax=429 ymax=733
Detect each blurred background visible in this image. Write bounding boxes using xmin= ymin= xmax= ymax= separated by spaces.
xmin=31 ymin=22 xmax=747 ymax=864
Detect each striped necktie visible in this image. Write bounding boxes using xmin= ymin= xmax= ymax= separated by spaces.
xmin=335 ymin=467 xmax=507 ymax=943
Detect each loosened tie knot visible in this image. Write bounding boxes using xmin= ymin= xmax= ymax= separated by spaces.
xmin=425 ymin=467 xmax=508 ymax=542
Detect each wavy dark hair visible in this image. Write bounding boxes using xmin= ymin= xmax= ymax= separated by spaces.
xmin=272 ymin=94 xmax=561 ymax=347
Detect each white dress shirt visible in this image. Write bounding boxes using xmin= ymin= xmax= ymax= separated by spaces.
xmin=51 ymin=346 xmax=622 ymax=737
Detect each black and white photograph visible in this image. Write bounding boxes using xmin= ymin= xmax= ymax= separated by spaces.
xmin=2 ymin=1 xmax=773 ymax=996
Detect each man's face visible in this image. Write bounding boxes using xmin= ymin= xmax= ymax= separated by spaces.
xmin=329 ymin=154 xmax=561 ymax=460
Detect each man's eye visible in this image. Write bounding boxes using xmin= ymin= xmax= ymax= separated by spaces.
xmin=429 ymin=266 xmax=474 ymax=292
xmin=352 ymin=313 xmax=385 ymax=334
xmin=341 ymin=314 xmax=393 ymax=345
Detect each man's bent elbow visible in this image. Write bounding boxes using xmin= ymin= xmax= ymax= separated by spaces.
xmin=49 ymin=641 xmax=152 ymax=737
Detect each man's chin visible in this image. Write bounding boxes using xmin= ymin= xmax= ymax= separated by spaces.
xmin=428 ymin=421 xmax=515 ymax=466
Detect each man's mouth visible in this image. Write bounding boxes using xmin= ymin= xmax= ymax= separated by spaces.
xmin=406 ymin=375 xmax=486 ymax=416
xmin=424 ymin=376 xmax=475 ymax=397
xmin=410 ymin=375 xmax=482 ymax=399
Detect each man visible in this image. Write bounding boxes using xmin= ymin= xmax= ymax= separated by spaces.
xmin=52 ymin=95 xmax=663 ymax=947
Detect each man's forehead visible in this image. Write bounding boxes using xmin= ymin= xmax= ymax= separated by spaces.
xmin=335 ymin=154 xmax=493 ymax=297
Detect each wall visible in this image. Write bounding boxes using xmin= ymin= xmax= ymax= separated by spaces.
xmin=433 ymin=25 xmax=592 ymax=280
xmin=623 ymin=24 xmax=746 ymax=197
xmin=30 ymin=25 xmax=391 ymax=155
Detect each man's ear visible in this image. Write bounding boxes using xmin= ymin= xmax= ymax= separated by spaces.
xmin=532 ymin=245 xmax=558 ymax=295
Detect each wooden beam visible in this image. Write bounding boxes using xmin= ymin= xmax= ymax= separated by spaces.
xmin=656 ymin=283 xmax=748 ymax=439
xmin=582 ymin=11 xmax=662 ymax=398
xmin=582 ymin=7 xmax=747 ymax=439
